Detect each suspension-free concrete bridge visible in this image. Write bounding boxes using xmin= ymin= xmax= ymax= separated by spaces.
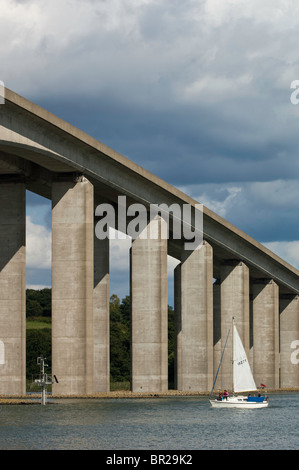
xmin=0 ymin=88 xmax=298 ymax=396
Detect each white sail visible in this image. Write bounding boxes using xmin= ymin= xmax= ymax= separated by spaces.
xmin=233 ymin=325 xmax=257 ymax=393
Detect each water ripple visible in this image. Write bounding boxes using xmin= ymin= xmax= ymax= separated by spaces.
xmin=0 ymin=393 xmax=298 ymax=450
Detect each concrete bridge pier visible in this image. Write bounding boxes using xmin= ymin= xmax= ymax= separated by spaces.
xmin=212 ymin=280 xmax=221 ymax=391
xmin=52 ymin=175 xmax=94 ymax=395
xmin=252 ymin=279 xmax=279 ymax=389
xmin=130 ymin=215 xmax=168 ymax=392
xmin=174 ymin=241 xmax=213 ymax=392
xmin=93 ymin=227 xmax=110 ymax=393
xmin=279 ymin=294 xmax=299 ymax=388
xmin=0 ymin=178 xmax=26 ymax=395
xmin=220 ymin=261 xmax=250 ymax=390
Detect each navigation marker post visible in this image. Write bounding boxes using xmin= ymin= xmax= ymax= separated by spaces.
xmin=34 ymin=356 xmax=58 ymax=405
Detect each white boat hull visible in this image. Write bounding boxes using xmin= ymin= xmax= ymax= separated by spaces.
xmin=209 ymin=396 xmax=269 ymax=409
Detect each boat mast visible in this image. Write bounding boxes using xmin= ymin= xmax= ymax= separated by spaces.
xmin=232 ymin=316 xmax=235 ymax=394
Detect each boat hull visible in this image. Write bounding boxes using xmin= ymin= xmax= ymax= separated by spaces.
xmin=209 ymin=397 xmax=269 ymax=409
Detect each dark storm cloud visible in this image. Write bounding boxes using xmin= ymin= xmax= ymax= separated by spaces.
xmin=183 ymin=179 xmax=299 ymax=245
xmin=36 ymin=92 xmax=299 ymax=189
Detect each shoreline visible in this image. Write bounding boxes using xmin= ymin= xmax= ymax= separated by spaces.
xmin=0 ymin=388 xmax=298 ymax=404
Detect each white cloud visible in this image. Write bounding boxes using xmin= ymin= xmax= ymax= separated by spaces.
xmin=264 ymin=240 xmax=299 ymax=270
xmin=110 ymin=230 xmax=131 ymax=273
xmin=26 ymin=215 xmax=51 ymax=269
xmin=26 ymin=284 xmax=50 ymax=290
xmin=179 ymin=184 xmax=242 ymax=218
xmin=1 ymin=0 xmax=159 ymax=97
xmin=201 ymin=187 xmax=242 ymax=217
xmin=182 ymin=74 xmax=253 ymax=103
xmin=248 ymin=179 xmax=299 ymax=209
xmin=201 ymin=0 xmax=299 ymax=30
xmin=180 ymin=178 xmax=299 ymax=220
xmin=2 ymin=0 xmax=299 ymax=106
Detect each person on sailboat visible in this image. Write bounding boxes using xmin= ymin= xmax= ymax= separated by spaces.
xmin=217 ymin=392 xmax=223 ymax=401
xmin=223 ymin=390 xmax=229 ymax=400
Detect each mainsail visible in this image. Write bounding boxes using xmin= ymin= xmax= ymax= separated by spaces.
xmin=233 ymin=325 xmax=257 ymax=393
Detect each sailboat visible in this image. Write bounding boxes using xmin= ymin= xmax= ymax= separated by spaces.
xmin=209 ymin=317 xmax=269 ymax=409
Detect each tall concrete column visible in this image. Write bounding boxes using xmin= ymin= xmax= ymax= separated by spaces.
xmin=174 ymin=241 xmax=213 ymax=392
xmin=52 ymin=175 xmax=94 ymax=395
xmin=130 ymin=215 xmax=168 ymax=392
xmin=279 ymin=294 xmax=299 ymax=388
xmin=0 ymin=179 xmax=26 ymax=395
xmin=220 ymin=261 xmax=250 ymax=390
xmin=93 ymin=219 xmax=110 ymax=392
xmin=212 ymin=279 xmax=221 ymax=391
xmin=252 ymin=279 xmax=279 ymax=389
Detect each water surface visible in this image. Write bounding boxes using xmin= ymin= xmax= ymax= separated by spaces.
xmin=0 ymin=393 xmax=298 ymax=450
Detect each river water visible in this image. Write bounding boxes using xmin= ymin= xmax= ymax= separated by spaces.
xmin=0 ymin=392 xmax=298 ymax=451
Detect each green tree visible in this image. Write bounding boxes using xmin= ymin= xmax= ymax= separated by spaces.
xmin=110 ymin=294 xmax=121 ymax=322
xmin=110 ymin=321 xmax=130 ymax=382
xmin=26 ymin=288 xmax=51 ymax=318
xmin=26 ymin=298 xmax=43 ymax=317
xmin=168 ymin=305 xmax=175 ymax=388
xmin=37 ymin=288 xmax=51 ymax=317
xmin=26 ymin=329 xmax=51 ymax=380
xmin=120 ymin=295 xmax=130 ymax=325
xmin=110 ymin=294 xmax=130 ymax=382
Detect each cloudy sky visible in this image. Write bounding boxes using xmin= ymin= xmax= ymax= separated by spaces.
xmin=2 ymin=0 xmax=299 ymax=303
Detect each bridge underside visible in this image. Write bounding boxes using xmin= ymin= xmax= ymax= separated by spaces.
xmin=0 ymin=90 xmax=298 ymax=395
xmin=0 ymin=147 xmax=296 ymax=287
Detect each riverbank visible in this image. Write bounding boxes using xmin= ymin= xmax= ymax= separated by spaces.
xmin=1 ymin=388 xmax=299 ymax=404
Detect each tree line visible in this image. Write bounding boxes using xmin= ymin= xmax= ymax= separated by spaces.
xmin=26 ymin=289 xmax=175 ymax=387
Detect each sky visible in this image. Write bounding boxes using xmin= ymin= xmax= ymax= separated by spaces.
xmin=1 ymin=0 xmax=299 ymax=303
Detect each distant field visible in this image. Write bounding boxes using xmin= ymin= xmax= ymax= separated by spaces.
xmin=110 ymin=381 xmax=130 ymax=391
xmin=26 ymin=317 xmax=51 ymax=330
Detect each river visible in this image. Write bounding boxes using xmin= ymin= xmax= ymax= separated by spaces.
xmin=0 ymin=392 xmax=298 ymax=450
